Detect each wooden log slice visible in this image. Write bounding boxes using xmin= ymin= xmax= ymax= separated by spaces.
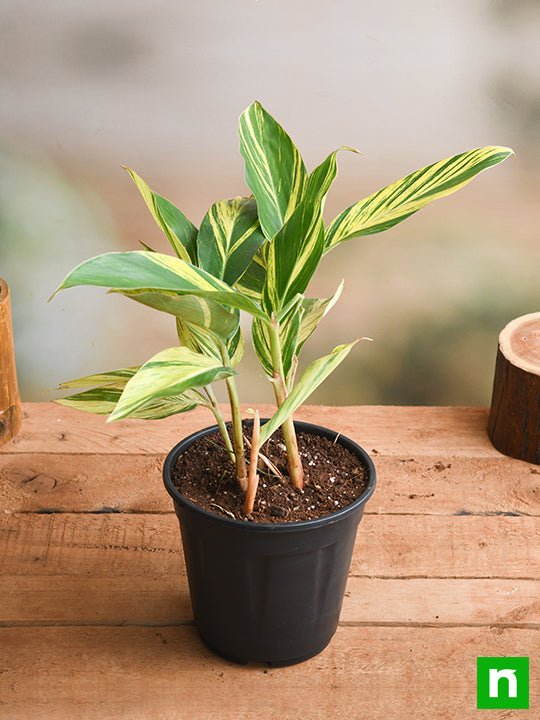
xmin=0 ymin=278 xmax=22 ymax=445
xmin=488 ymin=311 xmax=540 ymax=464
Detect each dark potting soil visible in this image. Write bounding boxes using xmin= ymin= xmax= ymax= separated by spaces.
xmin=172 ymin=426 xmax=369 ymax=523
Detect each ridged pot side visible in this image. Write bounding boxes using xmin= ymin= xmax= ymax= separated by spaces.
xmin=163 ymin=420 xmax=376 ymax=666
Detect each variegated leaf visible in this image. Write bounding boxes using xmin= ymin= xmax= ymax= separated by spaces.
xmin=325 ymin=146 xmax=514 ymax=251
xmin=238 ymin=101 xmax=307 ymax=239
xmin=52 ymin=251 xmax=266 ymax=318
xmin=252 ymin=296 xmax=304 ymax=378
xmin=58 ymin=367 xmax=139 ymax=389
xmin=262 ymin=199 xmax=324 ymax=313
xmin=56 ymin=367 xmax=205 ymax=418
xmin=297 ymin=282 xmax=344 ymax=351
xmin=259 ymin=341 xmax=358 ymax=445
xmin=108 ymin=346 xmax=235 ymax=422
xmin=197 ymin=197 xmax=265 ymax=284
xmin=176 ymin=317 xmax=244 ymax=368
xmin=305 ymin=147 xmax=359 ymax=210
xmin=234 ymin=247 xmax=267 ymax=301
xmin=125 ymin=167 xmax=198 ymax=262
xmin=110 ymin=289 xmax=238 ymax=340
xmin=57 ymin=386 xmax=203 ymax=419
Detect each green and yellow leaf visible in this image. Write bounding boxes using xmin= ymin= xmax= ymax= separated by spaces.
xmin=52 ymin=251 xmax=266 ymax=318
xmin=57 ymin=386 xmax=203 ymax=419
xmin=297 ymin=282 xmax=344 ymax=351
xmin=197 ymin=197 xmax=265 ymax=284
xmin=262 ymin=199 xmax=324 ymax=313
xmin=238 ymin=101 xmax=307 ymax=239
xmin=325 ymin=146 xmax=514 ymax=251
xmin=176 ymin=316 xmax=244 ymax=368
xmin=110 ymin=289 xmax=239 ymax=340
xmin=305 ymin=147 xmax=359 ymax=210
xmin=252 ymin=296 xmax=304 ymax=378
xmin=108 ymin=346 xmax=235 ymax=422
xmin=234 ymin=247 xmax=267 ymax=301
xmin=259 ymin=341 xmax=358 ymax=445
xmin=56 ymin=367 xmax=205 ymax=419
xmin=58 ymin=367 xmax=139 ymax=389
xmin=125 ymin=167 xmax=198 ymax=262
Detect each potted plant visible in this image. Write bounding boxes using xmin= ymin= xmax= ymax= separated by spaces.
xmin=51 ymin=102 xmax=512 ymax=665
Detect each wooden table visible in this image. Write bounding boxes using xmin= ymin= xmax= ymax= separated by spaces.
xmin=0 ymin=404 xmax=538 ymax=719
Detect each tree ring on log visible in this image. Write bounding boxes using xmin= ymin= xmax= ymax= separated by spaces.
xmin=488 ymin=312 xmax=540 ymax=464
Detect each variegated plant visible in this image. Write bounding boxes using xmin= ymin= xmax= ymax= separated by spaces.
xmin=52 ymin=101 xmax=512 ymax=514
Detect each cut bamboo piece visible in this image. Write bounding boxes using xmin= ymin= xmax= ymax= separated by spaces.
xmin=488 ymin=311 xmax=540 ymax=464
xmin=0 ymin=278 xmax=21 ymax=446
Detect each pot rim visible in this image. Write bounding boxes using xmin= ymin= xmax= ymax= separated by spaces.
xmin=163 ymin=419 xmax=377 ymax=533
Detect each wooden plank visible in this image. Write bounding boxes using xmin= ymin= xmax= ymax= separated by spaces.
xmin=0 ymin=626 xmax=537 ymax=719
xmin=1 ymin=403 xmax=501 ymax=457
xmin=1 ymin=452 xmax=538 ymax=515
xmin=1 ymin=513 xmax=537 ymax=579
xmin=1 ymin=575 xmax=538 ymax=627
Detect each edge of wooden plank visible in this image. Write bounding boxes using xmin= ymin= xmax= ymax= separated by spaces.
xmin=0 ymin=403 xmax=502 ymax=457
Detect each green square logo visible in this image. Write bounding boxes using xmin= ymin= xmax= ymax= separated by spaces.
xmin=477 ymin=657 xmax=529 ymax=709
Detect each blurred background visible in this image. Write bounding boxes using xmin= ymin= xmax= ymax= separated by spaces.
xmin=1 ymin=0 xmax=538 ymax=407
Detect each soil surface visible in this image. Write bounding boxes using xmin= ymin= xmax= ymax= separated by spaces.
xmin=172 ymin=426 xmax=369 ymax=523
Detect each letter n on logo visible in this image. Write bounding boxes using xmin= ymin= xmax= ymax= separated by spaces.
xmin=477 ymin=657 xmax=529 ymax=710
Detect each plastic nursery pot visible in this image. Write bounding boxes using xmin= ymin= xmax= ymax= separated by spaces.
xmin=163 ymin=420 xmax=376 ymax=666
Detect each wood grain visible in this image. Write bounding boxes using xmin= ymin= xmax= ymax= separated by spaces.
xmin=488 ymin=312 xmax=540 ymax=464
xmin=1 ymin=403 xmax=499 ymax=457
xmin=1 ymin=453 xmax=538 ymax=515
xmin=0 ymin=626 xmax=537 ymax=720
xmin=0 ymin=279 xmax=21 ymax=446
xmin=1 ymin=404 xmax=538 ymax=719
xmin=1 ymin=513 xmax=537 ymax=579
xmin=2 ymin=575 xmax=538 ymax=627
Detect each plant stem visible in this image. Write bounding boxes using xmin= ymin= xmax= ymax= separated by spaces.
xmin=267 ymin=317 xmax=304 ymax=489
xmin=218 ymin=342 xmax=247 ymax=492
xmin=203 ymin=386 xmax=235 ymax=464
xmin=244 ymin=409 xmax=260 ymax=515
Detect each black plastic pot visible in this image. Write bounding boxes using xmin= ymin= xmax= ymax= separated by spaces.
xmin=163 ymin=420 xmax=376 ymax=666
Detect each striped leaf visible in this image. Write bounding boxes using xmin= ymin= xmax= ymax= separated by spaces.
xmin=259 ymin=341 xmax=358 ymax=445
xmin=108 ymin=346 xmax=235 ymax=422
xmin=297 ymin=282 xmax=344 ymax=351
xmin=110 ymin=289 xmax=238 ymax=340
xmin=252 ymin=296 xmax=304 ymax=378
xmin=57 ymin=386 xmax=203 ymax=419
xmin=58 ymin=367 xmax=139 ymax=389
xmin=234 ymin=247 xmax=267 ymax=301
xmin=197 ymin=197 xmax=265 ymax=284
xmin=238 ymin=101 xmax=307 ymax=239
xmin=176 ymin=317 xmax=244 ymax=367
xmin=325 ymin=146 xmax=514 ymax=252
xmin=56 ymin=367 xmax=205 ymax=418
xmin=125 ymin=168 xmax=197 ymax=262
xmin=305 ymin=146 xmax=359 ymax=210
xmin=262 ymin=199 xmax=324 ymax=313
xmin=52 ymin=251 xmax=265 ymax=318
